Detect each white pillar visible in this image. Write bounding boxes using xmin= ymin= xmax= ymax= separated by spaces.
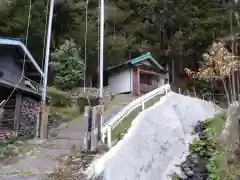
xmin=107 ymin=125 xmax=112 ymax=148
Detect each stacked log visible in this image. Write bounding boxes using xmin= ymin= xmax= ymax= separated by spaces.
xmin=18 ymin=97 xmax=39 ymax=138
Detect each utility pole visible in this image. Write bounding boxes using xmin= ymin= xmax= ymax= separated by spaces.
xmin=99 ymin=0 xmax=104 ymax=140
xmin=99 ymin=0 xmax=104 ymax=99
xmin=40 ymin=0 xmax=55 ymax=139
xmin=230 ymin=5 xmax=236 ymax=102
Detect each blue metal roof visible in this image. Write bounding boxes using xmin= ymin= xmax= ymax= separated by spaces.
xmin=129 ymin=52 xmax=165 ymax=70
xmin=0 ymin=37 xmax=44 ymax=77
xmin=0 ymin=37 xmax=25 ymax=43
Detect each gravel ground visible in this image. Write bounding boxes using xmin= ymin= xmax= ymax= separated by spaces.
xmin=87 ymin=92 xmax=221 ymax=180
xmin=0 ymin=102 xmax=131 ymax=180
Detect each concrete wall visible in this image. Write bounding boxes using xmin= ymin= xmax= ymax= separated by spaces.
xmin=106 ymin=68 xmax=132 ymax=94
xmin=222 ymin=103 xmax=240 ymax=149
xmin=87 ymin=92 xmax=221 ymax=180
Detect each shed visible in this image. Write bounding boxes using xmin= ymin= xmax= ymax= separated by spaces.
xmin=104 ymin=52 xmax=167 ymax=95
xmin=0 ymin=37 xmax=43 ymax=139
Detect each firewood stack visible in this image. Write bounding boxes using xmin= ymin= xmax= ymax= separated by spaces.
xmin=18 ymin=97 xmax=39 ymax=138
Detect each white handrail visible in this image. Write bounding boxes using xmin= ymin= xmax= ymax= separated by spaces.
xmin=102 ymin=84 xmax=171 ymax=148
xmin=0 ymin=100 xmax=6 ymax=108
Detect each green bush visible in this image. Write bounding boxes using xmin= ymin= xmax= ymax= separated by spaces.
xmin=51 ymin=40 xmax=84 ymax=90
xmin=47 ymin=86 xmax=72 ymax=107
xmin=77 ymin=96 xmax=99 ymax=112
xmin=187 ymin=113 xmax=239 ymax=180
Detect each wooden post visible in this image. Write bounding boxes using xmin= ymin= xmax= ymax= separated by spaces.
xmin=14 ymin=92 xmax=22 ymax=134
xmin=96 ymin=109 xmax=101 ymax=142
xmin=83 ymin=106 xmax=91 ymax=150
xmin=35 ymin=106 xmax=40 ymax=138
xmin=107 ymin=125 xmax=112 ymax=148
xmin=172 ymin=60 xmax=175 ymax=83
xmin=193 ymin=86 xmax=197 ymax=97
xmin=91 ymin=106 xmax=98 ymax=151
xmin=40 ymin=106 xmax=49 ymax=139
xmin=83 ymin=106 xmax=88 ymax=150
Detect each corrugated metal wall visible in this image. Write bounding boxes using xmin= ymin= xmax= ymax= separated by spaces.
xmin=0 ymin=56 xmax=25 ymax=86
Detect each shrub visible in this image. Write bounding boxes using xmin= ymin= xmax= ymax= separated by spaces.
xmin=47 ymin=86 xmax=72 ymax=107
xmin=51 ymin=40 xmax=84 ymax=90
xmin=77 ymin=96 xmax=99 ymax=112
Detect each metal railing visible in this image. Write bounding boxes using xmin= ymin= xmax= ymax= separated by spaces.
xmin=102 ymin=84 xmax=171 ymax=148
xmin=171 ymin=85 xmax=228 ymax=108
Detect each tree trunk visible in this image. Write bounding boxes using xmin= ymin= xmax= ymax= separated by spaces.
xmin=222 ymin=79 xmax=231 ymax=105
xmin=172 ymin=59 xmax=175 ymax=83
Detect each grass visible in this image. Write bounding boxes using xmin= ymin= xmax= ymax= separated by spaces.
xmin=111 ymin=94 xmax=163 ymax=142
xmin=0 ymin=142 xmax=5 ymax=154
xmin=0 ymin=140 xmax=32 ymax=162
xmin=204 ymin=113 xmax=240 ymax=180
xmin=176 ymin=112 xmax=240 ymax=180
xmin=50 ymin=106 xmax=82 ymax=120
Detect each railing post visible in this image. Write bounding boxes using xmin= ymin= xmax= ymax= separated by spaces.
xmin=164 ymin=87 xmax=167 ymax=94
xmin=141 ymin=100 xmax=145 ymax=111
xmin=193 ymin=86 xmax=197 ymax=97
xmin=101 ymin=129 xmax=106 ymax=143
xmin=107 ymin=125 xmax=112 ymax=148
xmin=83 ymin=106 xmax=91 ymax=150
xmin=178 ymin=88 xmax=181 ymax=94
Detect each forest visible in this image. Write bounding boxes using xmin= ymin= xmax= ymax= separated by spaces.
xmin=0 ymin=0 xmax=239 ymax=90
xmin=0 ymin=1 xmax=239 ymax=179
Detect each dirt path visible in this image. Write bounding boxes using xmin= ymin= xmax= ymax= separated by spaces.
xmin=0 ymin=119 xmax=81 ymax=180
xmin=0 ymin=94 xmax=136 ymax=180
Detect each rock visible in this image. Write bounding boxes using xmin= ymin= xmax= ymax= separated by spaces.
xmin=49 ymin=131 xmax=58 ymax=138
xmin=14 ymin=140 xmax=25 ymax=146
xmin=72 ymin=158 xmax=81 ymax=162
xmin=12 ymin=147 xmax=21 ymax=154
xmin=0 ymin=153 xmax=5 ymax=158
xmin=188 ymin=154 xmax=199 ymax=164
xmin=6 ymin=144 xmax=15 ymax=149
xmin=61 ymin=116 xmax=72 ymax=122
xmin=57 ymin=123 xmax=68 ymax=130
xmin=184 ymin=167 xmax=194 ymax=177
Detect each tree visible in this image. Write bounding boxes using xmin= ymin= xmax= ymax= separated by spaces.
xmin=1 ymin=0 xmax=240 ymax=91
xmin=52 ymin=40 xmax=84 ymax=90
xmin=185 ymin=42 xmax=239 ymax=104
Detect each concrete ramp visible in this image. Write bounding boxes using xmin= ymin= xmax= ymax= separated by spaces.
xmin=87 ymin=92 xmax=221 ymax=180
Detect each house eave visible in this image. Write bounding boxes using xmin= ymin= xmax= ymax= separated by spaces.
xmin=0 ymin=78 xmax=41 ymax=98
xmin=0 ymin=38 xmax=44 ymax=78
xmin=105 ymin=52 xmax=167 ymax=73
